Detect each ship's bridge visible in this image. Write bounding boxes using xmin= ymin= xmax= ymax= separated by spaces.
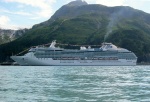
xmin=100 ymin=43 xmax=130 ymax=52
xmin=100 ymin=43 xmax=117 ymax=51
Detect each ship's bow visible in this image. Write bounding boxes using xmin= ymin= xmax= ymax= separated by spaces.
xmin=11 ymin=56 xmax=28 ymax=66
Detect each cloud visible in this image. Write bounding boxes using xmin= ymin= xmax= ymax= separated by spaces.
xmin=29 ymin=17 xmax=41 ymax=20
xmin=0 ymin=15 xmax=10 ymax=25
xmin=0 ymin=0 xmax=57 ymax=30
xmin=15 ymin=11 xmax=31 ymax=16
xmin=0 ymin=15 xmax=15 ymax=29
xmin=4 ymin=0 xmax=56 ymax=18
xmin=0 ymin=15 xmax=30 ymax=29
xmin=0 ymin=7 xmax=32 ymax=16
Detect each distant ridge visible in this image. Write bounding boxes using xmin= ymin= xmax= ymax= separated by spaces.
xmin=0 ymin=28 xmax=27 ymax=45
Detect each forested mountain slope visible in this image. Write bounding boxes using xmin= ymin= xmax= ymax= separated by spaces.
xmin=0 ymin=0 xmax=150 ymax=63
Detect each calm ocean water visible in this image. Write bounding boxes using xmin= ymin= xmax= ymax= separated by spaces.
xmin=0 ymin=66 xmax=150 ymax=102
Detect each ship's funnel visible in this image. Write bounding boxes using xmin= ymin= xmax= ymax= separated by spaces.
xmin=50 ymin=40 xmax=56 ymax=48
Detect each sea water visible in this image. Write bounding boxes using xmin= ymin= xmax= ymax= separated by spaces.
xmin=0 ymin=66 xmax=150 ymax=102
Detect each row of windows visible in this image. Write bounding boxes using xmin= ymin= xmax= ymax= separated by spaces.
xmin=35 ymin=52 xmax=118 ymax=56
xmin=35 ymin=56 xmax=118 ymax=60
xmin=35 ymin=51 xmax=118 ymax=54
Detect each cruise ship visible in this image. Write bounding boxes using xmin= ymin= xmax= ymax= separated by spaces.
xmin=11 ymin=40 xmax=137 ymax=66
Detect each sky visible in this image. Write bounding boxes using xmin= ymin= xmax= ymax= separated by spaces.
xmin=0 ymin=0 xmax=150 ymax=30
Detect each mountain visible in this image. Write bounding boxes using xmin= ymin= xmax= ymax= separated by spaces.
xmin=33 ymin=0 xmax=89 ymax=28
xmin=67 ymin=0 xmax=88 ymax=6
xmin=0 ymin=28 xmax=28 ymax=45
xmin=0 ymin=0 xmax=150 ymax=63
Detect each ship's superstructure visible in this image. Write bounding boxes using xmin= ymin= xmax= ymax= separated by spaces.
xmin=11 ymin=40 xmax=137 ymax=66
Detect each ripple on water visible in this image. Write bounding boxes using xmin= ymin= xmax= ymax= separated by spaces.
xmin=0 ymin=66 xmax=150 ymax=101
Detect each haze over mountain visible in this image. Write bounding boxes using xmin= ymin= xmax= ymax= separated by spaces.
xmin=0 ymin=0 xmax=150 ymax=63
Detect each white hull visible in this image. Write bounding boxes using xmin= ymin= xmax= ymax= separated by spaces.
xmin=11 ymin=41 xmax=137 ymax=66
xmin=11 ymin=56 xmax=137 ymax=66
